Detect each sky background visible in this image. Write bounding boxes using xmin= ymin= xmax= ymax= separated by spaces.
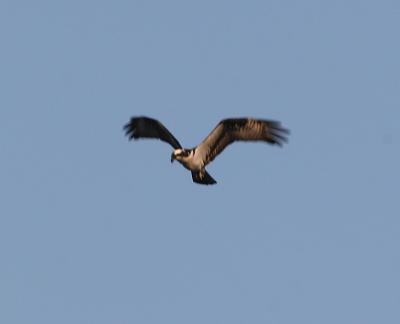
xmin=1 ymin=1 xmax=399 ymax=323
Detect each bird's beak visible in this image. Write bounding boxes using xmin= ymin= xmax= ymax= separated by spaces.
xmin=171 ymin=153 xmax=175 ymax=163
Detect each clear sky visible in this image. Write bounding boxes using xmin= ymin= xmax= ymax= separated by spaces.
xmin=1 ymin=1 xmax=399 ymax=323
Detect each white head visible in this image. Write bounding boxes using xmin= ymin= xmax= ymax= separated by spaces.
xmin=171 ymin=148 xmax=190 ymax=163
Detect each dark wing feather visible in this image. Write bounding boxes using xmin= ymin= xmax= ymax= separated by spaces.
xmin=195 ymin=118 xmax=289 ymax=166
xmin=123 ymin=116 xmax=182 ymax=149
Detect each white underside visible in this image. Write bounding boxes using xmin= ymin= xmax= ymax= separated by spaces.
xmin=176 ymin=150 xmax=203 ymax=171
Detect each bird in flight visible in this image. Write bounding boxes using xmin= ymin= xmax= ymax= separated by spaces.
xmin=124 ymin=116 xmax=289 ymax=185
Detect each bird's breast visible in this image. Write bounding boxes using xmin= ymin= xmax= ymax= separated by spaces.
xmin=179 ymin=156 xmax=201 ymax=171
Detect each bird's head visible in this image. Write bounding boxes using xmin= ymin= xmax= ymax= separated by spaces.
xmin=171 ymin=148 xmax=190 ymax=163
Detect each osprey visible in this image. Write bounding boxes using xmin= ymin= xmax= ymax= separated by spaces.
xmin=124 ymin=116 xmax=289 ymax=185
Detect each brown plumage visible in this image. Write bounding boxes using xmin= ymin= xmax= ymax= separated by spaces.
xmin=195 ymin=118 xmax=289 ymax=166
xmin=124 ymin=116 xmax=289 ymax=185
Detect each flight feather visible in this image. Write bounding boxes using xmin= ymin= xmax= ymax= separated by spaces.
xmin=195 ymin=118 xmax=289 ymax=166
xmin=123 ymin=117 xmax=182 ymax=149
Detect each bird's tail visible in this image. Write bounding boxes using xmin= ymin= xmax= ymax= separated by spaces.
xmin=191 ymin=170 xmax=217 ymax=185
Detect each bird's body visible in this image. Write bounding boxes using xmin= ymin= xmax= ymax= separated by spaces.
xmin=124 ymin=116 xmax=289 ymax=185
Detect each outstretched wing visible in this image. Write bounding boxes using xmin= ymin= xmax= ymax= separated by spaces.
xmin=123 ymin=116 xmax=182 ymax=149
xmin=194 ymin=118 xmax=289 ymax=166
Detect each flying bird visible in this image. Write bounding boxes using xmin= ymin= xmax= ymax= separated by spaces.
xmin=124 ymin=116 xmax=289 ymax=185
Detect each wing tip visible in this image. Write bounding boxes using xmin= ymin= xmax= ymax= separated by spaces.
xmin=269 ymin=132 xmax=289 ymax=146
xmin=123 ymin=118 xmax=140 ymax=140
xmin=265 ymin=120 xmax=290 ymax=146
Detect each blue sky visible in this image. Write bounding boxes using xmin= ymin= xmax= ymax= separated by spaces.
xmin=1 ymin=1 xmax=399 ymax=323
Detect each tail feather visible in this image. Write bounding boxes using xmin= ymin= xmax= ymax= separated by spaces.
xmin=191 ymin=170 xmax=217 ymax=185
